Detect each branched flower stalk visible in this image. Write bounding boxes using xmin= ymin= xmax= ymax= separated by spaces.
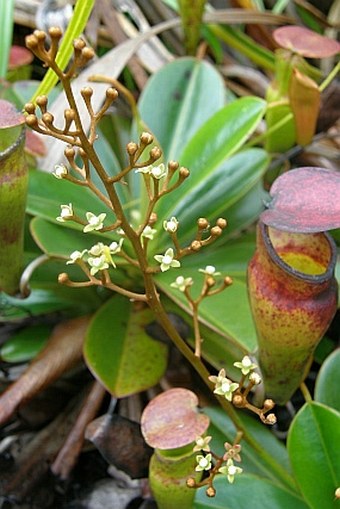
xmin=24 ymin=28 xmax=293 ymax=490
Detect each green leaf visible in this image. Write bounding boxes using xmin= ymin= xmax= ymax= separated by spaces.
xmin=27 ymin=168 xmax=116 ymax=228
xmin=156 ymin=256 xmax=257 ymax=352
xmin=0 ymin=324 xmax=51 ymax=362
xmin=287 ymin=402 xmax=340 ymax=509
xmin=84 ymin=296 xmax=168 ymax=397
xmin=161 ymin=149 xmax=268 ymax=246
xmin=138 ymin=57 xmax=225 ymax=161
xmin=0 ymin=285 xmax=97 ymax=321
xmin=204 ymin=407 xmax=294 ymax=489
xmin=314 ymin=349 xmax=340 ymax=412
xmin=30 ymin=217 xmax=108 ymax=258
xmin=162 ymin=296 xmax=247 ymax=380
xmin=194 ymin=474 xmax=308 ymax=509
xmin=155 ymin=97 xmax=266 ymax=225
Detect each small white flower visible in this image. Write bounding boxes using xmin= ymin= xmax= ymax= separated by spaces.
xmin=170 ymin=276 xmax=193 ymax=292
xmin=154 ymin=248 xmax=181 ymax=272
xmin=141 ymin=225 xmax=157 ymax=240
xmin=88 ymin=242 xmax=105 ymax=257
xmin=83 ymin=212 xmax=106 ymax=233
xmin=150 ymin=163 xmax=167 ymax=180
xmin=135 ymin=163 xmax=166 ymax=179
xmin=234 ymin=356 xmax=258 ymax=376
xmin=195 ymin=453 xmax=212 ymax=472
xmin=213 ymin=379 xmax=239 ymax=401
xmin=219 ymin=459 xmax=243 ymax=484
xmin=109 ymin=239 xmax=124 ymax=254
xmin=135 ymin=166 xmax=151 ymax=175
xmin=88 ymin=255 xmax=109 ymax=275
xmin=209 ymin=369 xmax=239 ymax=401
xmin=249 ymin=372 xmax=262 ymax=385
xmin=199 ymin=265 xmax=221 ymax=276
xmin=66 ymin=249 xmax=86 ymax=265
xmin=163 ymin=217 xmax=179 ymax=233
xmin=57 ymin=203 xmax=73 ymax=222
xmin=193 ymin=436 xmax=212 ymax=453
xmin=53 ymin=164 xmax=68 ymax=179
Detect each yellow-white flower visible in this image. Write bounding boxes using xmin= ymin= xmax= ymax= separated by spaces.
xmin=170 ymin=276 xmax=193 ymax=292
xmin=195 ymin=453 xmax=212 ymax=472
xmin=163 ymin=217 xmax=179 ymax=233
xmin=219 ymin=459 xmax=243 ymax=483
xmin=83 ymin=212 xmax=106 ymax=233
xmin=53 ymin=164 xmax=68 ymax=179
xmin=57 ymin=203 xmax=73 ymax=222
xmin=154 ymin=248 xmax=180 ymax=272
xmin=233 ymin=356 xmax=258 ymax=376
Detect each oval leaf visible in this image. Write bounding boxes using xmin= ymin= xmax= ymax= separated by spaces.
xmin=314 ymin=349 xmax=340 ymax=412
xmin=194 ymin=474 xmax=309 ymax=509
xmin=159 ymin=149 xmax=269 ymax=246
xmin=84 ymin=296 xmax=168 ymax=397
xmin=273 ymin=26 xmax=340 ymax=58
xmin=155 ymin=97 xmax=266 ymax=224
xmin=261 ymin=167 xmax=340 ymax=232
xmin=138 ymin=57 xmax=226 ymax=161
xmin=0 ymin=324 xmax=50 ymax=362
xmin=287 ymin=402 xmax=340 ymax=509
xmin=205 ymin=407 xmax=293 ymax=489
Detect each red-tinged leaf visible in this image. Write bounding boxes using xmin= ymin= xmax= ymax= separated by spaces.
xmin=273 ymin=26 xmax=340 ymax=58
xmin=0 ymin=99 xmax=25 ymax=128
xmin=25 ymin=129 xmax=46 ymax=156
xmin=8 ymin=46 xmax=33 ymax=69
xmin=141 ymin=388 xmax=210 ymax=450
xmin=261 ymin=167 xmax=340 ymax=233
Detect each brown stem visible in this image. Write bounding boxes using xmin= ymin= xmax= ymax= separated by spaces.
xmin=51 ymin=380 xmax=107 ymax=479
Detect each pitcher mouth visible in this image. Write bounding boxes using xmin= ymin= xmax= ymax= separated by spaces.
xmin=260 ymin=221 xmax=337 ymax=284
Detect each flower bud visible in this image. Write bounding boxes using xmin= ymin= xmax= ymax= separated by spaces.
xmin=149 ymin=146 xmax=162 ymax=160
xmin=49 ymin=26 xmax=63 ymax=40
xmin=140 ymin=131 xmax=153 ymax=145
xmin=263 ymin=399 xmax=275 ymax=410
xmin=216 ymin=218 xmax=227 ymax=229
xmin=210 ymin=226 xmax=222 ymax=237
xmin=179 ymin=167 xmax=190 ymax=179
xmin=264 ymin=413 xmax=277 ymax=425
xmin=206 ymin=486 xmax=216 ymax=497
xmin=197 ymin=218 xmax=209 ymax=230
xmin=24 ymin=102 xmax=36 ymax=114
xmin=106 ymin=87 xmax=118 ymax=101
xmin=190 ymin=240 xmax=201 ymax=251
xmin=126 ymin=142 xmax=138 ymax=155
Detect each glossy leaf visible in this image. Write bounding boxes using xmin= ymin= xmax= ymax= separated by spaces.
xmin=84 ymin=296 xmax=168 ymax=397
xmin=138 ymin=57 xmax=225 ymax=161
xmin=204 ymin=407 xmax=294 ymax=489
xmin=314 ymin=349 xmax=340 ymax=412
xmin=27 ymin=169 xmax=116 ymax=228
xmin=287 ymin=402 xmax=340 ymax=509
xmin=160 ymin=149 xmax=268 ymax=246
xmin=261 ymin=167 xmax=340 ymax=233
xmin=0 ymin=324 xmax=51 ymax=363
xmin=162 ymin=296 xmax=247 ymax=380
xmin=194 ymin=474 xmax=308 ymax=509
xmin=0 ymin=285 xmax=99 ymax=322
xmin=30 ymin=217 xmax=113 ymax=258
xmin=156 ymin=263 xmax=257 ymax=352
xmin=155 ymin=97 xmax=266 ymax=226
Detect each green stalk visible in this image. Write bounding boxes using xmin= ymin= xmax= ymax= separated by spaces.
xmin=178 ymin=0 xmax=207 ymax=55
xmin=0 ymin=0 xmax=15 ymax=78
xmin=209 ymin=24 xmax=275 ymax=71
